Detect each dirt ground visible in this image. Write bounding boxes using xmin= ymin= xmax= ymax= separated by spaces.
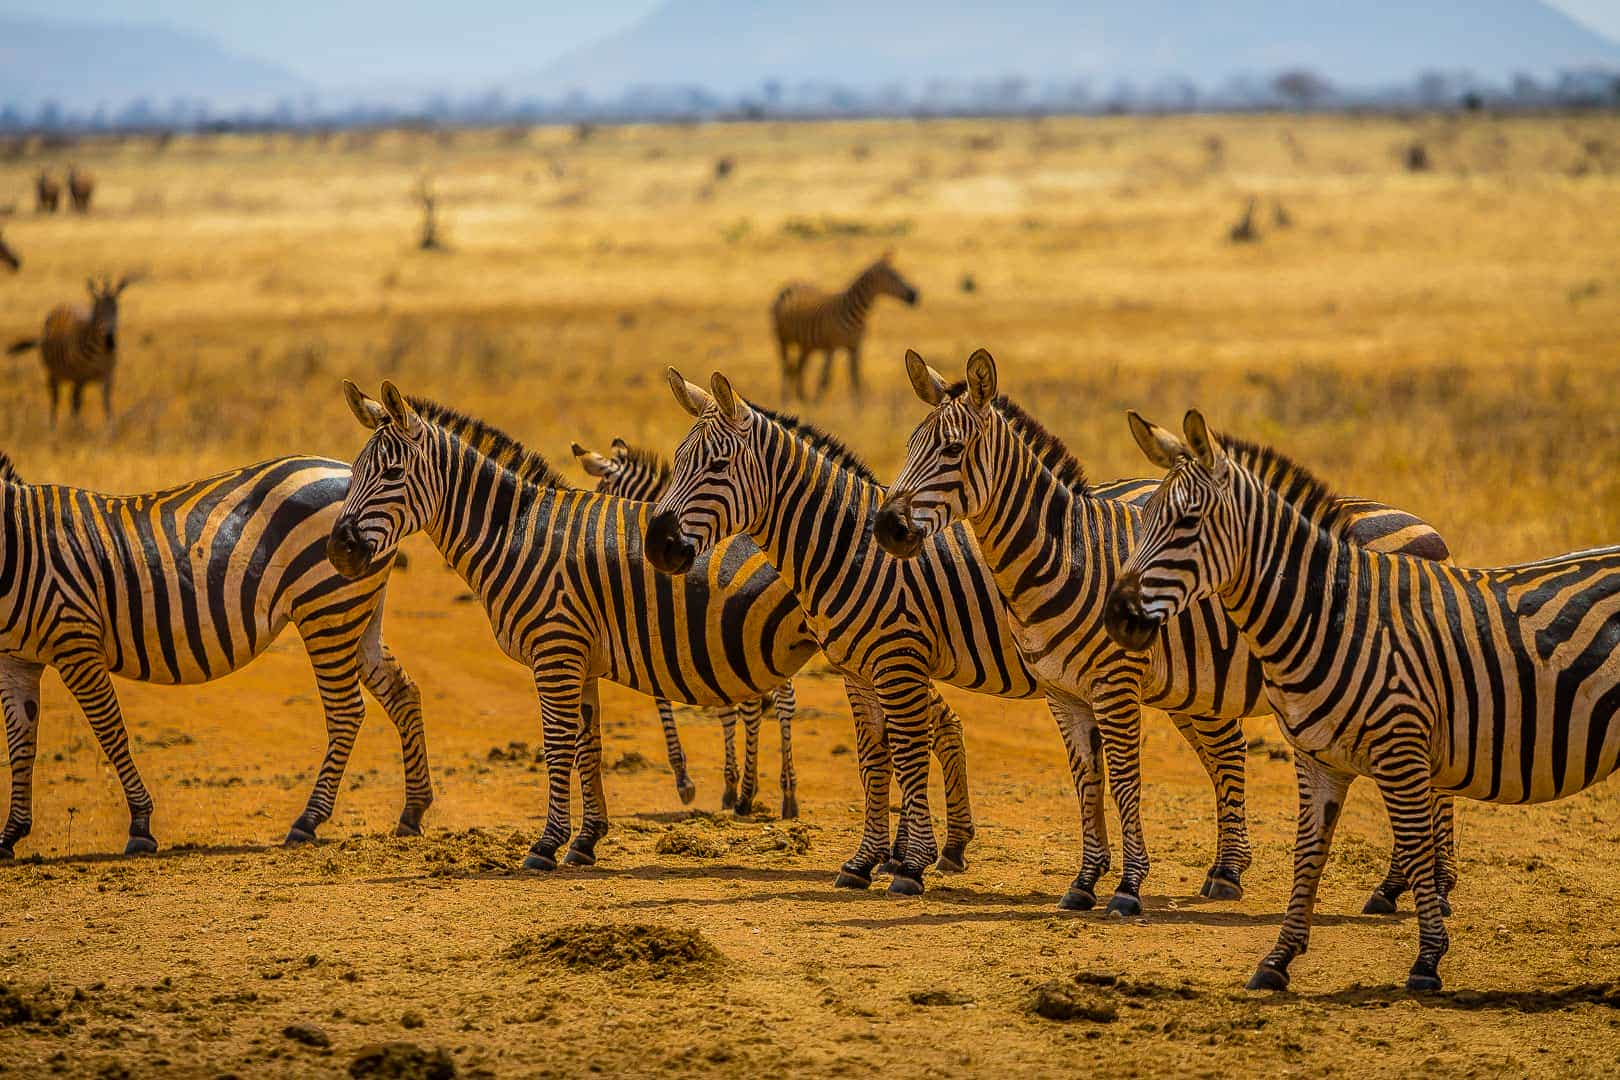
xmin=3 ymin=111 xmax=1620 ymax=1076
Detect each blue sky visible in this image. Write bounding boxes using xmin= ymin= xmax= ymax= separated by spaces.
xmin=1 ymin=0 xmax=1616 ymax=92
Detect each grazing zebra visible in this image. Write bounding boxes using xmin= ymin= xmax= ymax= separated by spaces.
xmin=877 ymin=350 xmax=1458 ymax=915
xmin=0 ymin=451 xmax=432 ymax=858
xmin=6 ymin=274 xmax=141 ymax=426
xmin=0 ymin=229 xmax=18 ymax=272
xmin=326 ymin=383 xmax=827 ymax=871
xmin=1105 ymin=411 xmax=1620 ymax=991
xmin=771 ymin=252 xmax=918 ymax=402
xmin=647 ymin=368 xmax=1294 ymax=904
xmin=66 ymin=167 xmax=93 ymax=213
xmin=572 ymin=437 xmax=799 ymax=817
xmin=35 ymin=171 xmax=60 ymax=214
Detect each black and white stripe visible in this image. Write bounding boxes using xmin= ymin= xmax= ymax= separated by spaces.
xmin=7 ymin=274 xmax=141 ymax=426
xmin=771 ymin=253 xmax=918 ymax=401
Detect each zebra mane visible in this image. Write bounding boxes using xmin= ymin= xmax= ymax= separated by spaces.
xmin=405 ymin=397 xmax=572 ymax=490
xmin=748 ymin=402 xmax=879 ymax=482
xmin=616 ymin=442 xmax=672 ymax=487
xmin=1219 ymin=436 xmax=1359 ymax=537
xmin=946 ymin=382 xmax=1089 ymax=495
xmin=0 ymin=451 xmax=19 ymax=485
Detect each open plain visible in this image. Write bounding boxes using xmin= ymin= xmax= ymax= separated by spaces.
xmin=2 ymin=111 xmax=1620 ymax=1076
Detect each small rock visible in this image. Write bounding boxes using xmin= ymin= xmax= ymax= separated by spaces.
xmin=284 ymin=1022 xmax=331 ymax=1048
xmin=400 ymin=1010 xmax=425 ymax=1029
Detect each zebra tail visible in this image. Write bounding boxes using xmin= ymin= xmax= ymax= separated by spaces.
xmin=6 ymin=338 xmax=39 ymax=356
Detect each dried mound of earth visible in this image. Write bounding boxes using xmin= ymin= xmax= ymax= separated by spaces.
xmin=503 ymin=924 xmax=722 ymax=976
xmin=348 ymin=1041 xmax=458 ymax=1079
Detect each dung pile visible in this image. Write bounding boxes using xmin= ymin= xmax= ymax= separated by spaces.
xmin=0 ymin=983 xmax=62 ymax=1027
xmin=1029 ymin=971 xmax=1200 ymax=1022
xmin=503 ymin=924 xmax=722 ymax=976
xmin=349 ymin=1042 xmax=457 ymax=1079
xmin=654 ymin=815 xmax=813 ymax=859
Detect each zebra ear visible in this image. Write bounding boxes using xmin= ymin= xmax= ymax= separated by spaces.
xmin=710 ymin=372 xmax=749 ymax=423
xmin=666 ymin=367 xmax=713 ymax=418
xmin=1182 ymin=410 xmax=1220 ymax=471
xmin=1127 ymin=410 xmax=1184 ymax=470
xmin=343 ymin=380 xmax=389 ymax=430
xmin=905 ymin=349 xmax=948 ymax=406
xmin=378 ymin=380 xmax=423 ymax=438
xmin=572 ymin=444 xmax=617 ymax=478
xmin=965 ymin=348 xmax=997 ymax=409
xmin=610 ymin=437 xmax=630 ymax=459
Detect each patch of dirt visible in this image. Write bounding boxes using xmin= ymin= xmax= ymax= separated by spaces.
xmin=349 ymin=1042 xmax=458 ymax=1079
xmin=0 ymin=984 xmax=63 ymax=1027
xmin=502 ymin=924 xmax=722 ymax=976
xmin=1028 ymin=982 xmax=1118 ymax=1023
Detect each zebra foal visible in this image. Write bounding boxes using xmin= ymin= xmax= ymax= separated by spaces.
xmin=8 ymin=273 xmax=142 ymax=426
xmin=1106 ymin=410 xmax=1620 ymax=991
xmin=771 ymin=252 xmax=917 ymax=401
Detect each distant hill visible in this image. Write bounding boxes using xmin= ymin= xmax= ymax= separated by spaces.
xmin=517 ymin=0 xmax=1620 ymax=99
xmin=0 ymin=16 xmax=306 ymax=113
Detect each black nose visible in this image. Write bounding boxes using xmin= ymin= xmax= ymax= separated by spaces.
xmin=1103 ymin=576 xmax=1161 ymax=652
xmin=327 ymin=519 xmax=374 ymax=580
xmin=645 ymin=510 xmax=696 ymax=574
xmin=874 ymin=504 xmax=924 ymax=558
xmin=104 ymin=332 xmax=116 ymax=351
xmin=903 ymin=288 xmax=919 ymax=306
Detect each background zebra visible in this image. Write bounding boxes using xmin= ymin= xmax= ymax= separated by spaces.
xmin=771 ymin=252 xmax=918 ymax=401
xmin=0 ymin=229 xmax=18 ymax=272
xmin=1106 ymin=411 xmax=1620 ymax=992
xmin=34 ymin=171 xmax=59 ymax=213
xmin=6 ymin=273 xmax=141 ymax=426
xmin=0 ymin=451 xmax=431 ymax=858
xmin=573 ymin=436 xmax=800 ymax=818
xmin=67 ymin=166 xmax=94 ymax=213
xmin=877 ymin=349 xmax=1457 ymax=916
xmin=328 ymin=383 xmax=822 ymax=872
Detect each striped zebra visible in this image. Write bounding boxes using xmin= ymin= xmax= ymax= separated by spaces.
xmin=0 ymin=228 xmax=18 ymax=273
xmin=35 ymin=171 xmax=60 ymax=214
xmin=67 ymin=167 xmax=93 ymax=213
xmin=0 ymin=450 xmax=431 ymax=859
xmin=327 ymin=382 xmax=827 ymax=871
xmin=572 ymin=437 xmax=799 ymax=818
xmin=7 ymin=274 xmax=141 ymax=426
xmin=876 ymin=350 xmax=1457 ymax=915
xmin=646 ymin=368 xmax=1305 ymax=904
xmin=771 ymin=252 xmax=918 ymax=402
xmin=1104 ymin=410 xmax=1620 ymax=992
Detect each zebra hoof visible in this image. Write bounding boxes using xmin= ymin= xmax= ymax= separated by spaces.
xmin=1362 ymin=891 xmax=1399 ymax=916
xmin=733 ymin=796 xmax=754 ymax=817
xmin=1246 ymin=964 xmax=1290 ymax=992
xmin=877 ymin=859 xmax=903 ymax=877
xmin=561 ymin=847 xmax=596 ymax=868
xmin=284 ymin=826 xmax=318 ymax=846
xmin=522 ymin=852 xmax=558 ymax=872
xmin=1439 ymin=895 xmax=1453 ymax=918
xmin=935 ymin=849 xmax=967 ymax=874
xmin=1105 ymin=891 xmax=1141 ymax=917
xmin=1406 ymin=962 xmax=1442 ymax=992
xmin=780 ymin=795 xmax=799 ymax=820
xmin=1200 ymin=868 xmax=1243 ymax=901
xmin=721 ymin=787 xmax=737 ymax=811
xmin=124 ymin=835 xmax=158 ymax=856
xmin=393 ymin=821 xmax=423 ymax=839
xmin=887 ymin=874 xmax=924 ymax=897
xmin=834 ymin=868 xmax=872 ymax=890
xmin=0 ymin=843 xmax=15 ymax=860
xmin=1058 ymin=887 xmax=1097 ymax=911
xmin=677 ymin=780 xmax=697 ymax=806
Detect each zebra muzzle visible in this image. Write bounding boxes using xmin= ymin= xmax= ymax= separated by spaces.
xmin=873 ymin=503 xmax=925 ymax=558
xmin=645 ymin=511 xmax=696 ymax=574
xmin=1103 ymin=575 xmax=1162 ymax=652
xmin=326 ymin=519 xmax=375 ymax=580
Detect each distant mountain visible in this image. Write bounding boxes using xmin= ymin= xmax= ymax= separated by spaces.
xmin=516 ymin=0 xmax=1620 ymax=99
xmin=0 ymin=16 xmax=306 ymax=113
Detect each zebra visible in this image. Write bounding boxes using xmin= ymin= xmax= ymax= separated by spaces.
xmin=35 ymin=171 xmax=60 ymax=214
xmin=646 ymin=367 xmax=1311 ymax=905
xmin=67 ymin=167 xmax=93 ymax=213
xmin=326 ymin=382 xmax=829 ymax=872
xmin=0 ymin=450 xmax=432 ymax=859
xmin=1104 ymin=410 xmax=1620 ymax=992
xmin=771 ymin=252 xmax=918 ymax=402
xmin=7 ymin=274 xmax=141 ymax=426
xmin=0 ymin=228 xmax=18 ymax=273
xmin=876 ymin=349 xmax=1458 ymax=916
xmin=572 ymin=436 xmax=799 ymax=818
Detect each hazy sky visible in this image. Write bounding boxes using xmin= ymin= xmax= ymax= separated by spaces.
xmin=1 ymin=0 xmax=1616 ymax=92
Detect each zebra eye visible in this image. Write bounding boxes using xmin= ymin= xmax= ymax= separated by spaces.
xmin=942 ymin=441 xmax=965 ymax=457
xmin=1175 ymin=513 xmax=1199 ymax=531
xmin=706 ymin=457 xmax=730 ymax=474
xmin=381 ymin=465 xmax=406 ymax=482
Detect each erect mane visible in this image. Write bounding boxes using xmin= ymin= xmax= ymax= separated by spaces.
xmin=1219 ymin=435 xmax=1358 ymax=537
xmin=748 ymin=402 xmax=879 ymax=483
xmin=406 ymin=397 xmax=572 ymax=490
xmin=946 ymin=381 xmax=1088 ymax=495
xmin=0 ymin=451 xmax=20 ymax=485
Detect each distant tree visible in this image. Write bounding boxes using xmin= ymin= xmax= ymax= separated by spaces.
xmin=1273 ymin=69 xmax=1334 ymax=109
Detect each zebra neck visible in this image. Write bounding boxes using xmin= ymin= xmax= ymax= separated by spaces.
xmin=840 ymin=270 xmax=878 ymax=321
xmin=420 ymin=432 xmax=527 ymax=595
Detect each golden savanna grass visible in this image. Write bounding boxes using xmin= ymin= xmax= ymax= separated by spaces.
xmin=1 ymin=112 xmax=1620 ymax=1077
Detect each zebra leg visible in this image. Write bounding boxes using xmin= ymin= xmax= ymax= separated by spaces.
xmin=47 ymin=377 xmax=59 ymax=429
xmin=656 ymin=697 xmax=696 ymax=805
xmin=523 ymin=657 xmax=586 ymax=871
xmin=719 ymin=705 xmax=740 ymax=810
xmin=1046 ymin=694 xmax=1110 ymax=910
xmin=286 ymin=643 xmax=368 ymax=845
xmin=778 ymin=338 xmax=794 ymax=403
xmin=564 ymin=679 xmax=609 ymax=866
xmin=1374 ymin=745 xmax=1450 ymax=991
xmin=102 ymin=374 xmax=114 ymax=422
xmin=356 ymin=613 xmax=434 ymax=837
xmin=928 ymin=692 xmax=975 ymax=872
xmin=814 ymin=349 xmax=837 ymax=401
xmin=1168 ymin=712 xmax=1251 ymax=901
xmin=58 ymin=651 xmax=157 ymax=854
xmin=874 ymin=673 xmax=939 ymax=896
xmin=70 ymin=381 xmax=85 ymax=422
xmin=734 ymin=697 xmax=763 ymax=816
xmin=774 ymin=683 xmax=798 ymax=820
xmin=1094 ymin=679 xmax=1151 ymax=915
xmin=834 ymin=679 xmax=892 ymax=888
xmin=1434 ymin=793 xmax=1458 ymax=917
xmin=0 ymin=660 xmax=45 ymax=858
xmin=1248 ymin=751 xmax=1355 ymax=991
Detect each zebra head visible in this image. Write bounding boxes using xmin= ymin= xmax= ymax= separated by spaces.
xmin=328 ymin=380 xmax=437 ymax=580
xmin=572 ymin=437 xmax=668 ymax=502
xmin=876 ymin=348 xmax=999 ymax=558
xmin=870 ymin=251 xmax=919 ymax=306
xmin=86 ymin=273 xmax=141 ymax=351
xmin=646 ymin=368 xmax=759 ymax=575
xmin=1105 ymin=409 xmax=1237 ymax=652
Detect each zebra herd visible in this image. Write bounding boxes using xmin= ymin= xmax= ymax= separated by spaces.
xmin=2 ymin=349 xmax=1617 ymax=995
